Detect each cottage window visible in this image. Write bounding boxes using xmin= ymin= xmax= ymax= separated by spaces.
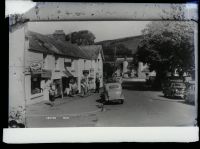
xmin=31 ymin=74 xmax=42 ymax=95
xmin=64 ymin=62 xmax=71 ymax=68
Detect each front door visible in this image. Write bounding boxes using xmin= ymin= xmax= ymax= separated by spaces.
xmin=62 ymin=77 xmax=70 ymax=96
xmin=53 ymin=79 xmax=62 ymax=97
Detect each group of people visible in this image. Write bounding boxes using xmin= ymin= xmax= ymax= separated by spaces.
xmin=68 ymin=78 xmax=79 ymax=96
xmin=47 ymin=75 xmax=101 ymax=106
xmin=80 ymin=76 xmax=100 ymax=96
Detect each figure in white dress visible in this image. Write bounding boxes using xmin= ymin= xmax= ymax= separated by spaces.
xmin=122 ymin=57 xmax=129 ymax=78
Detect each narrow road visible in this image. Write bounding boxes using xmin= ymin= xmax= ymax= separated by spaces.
xmin=26 ymin=81 xmax=196 ymax=127
xmin=95 ymin=90 xmax=196 ymax=126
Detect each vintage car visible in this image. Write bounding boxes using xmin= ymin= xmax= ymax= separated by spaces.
xmin=162 ymin=81 xmax=187 ymax=99
xmin=100 ymin=82 xmax=125 ymax=104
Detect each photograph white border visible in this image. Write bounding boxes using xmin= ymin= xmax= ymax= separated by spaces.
xmin=5 ymin=1 xmax=199 ymax=143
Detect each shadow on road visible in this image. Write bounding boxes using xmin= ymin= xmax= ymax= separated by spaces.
xmin=158 ymin=95 xmax=195 ymax=106
xmin=152 ymin=98 xmax=185 ymax=102
xmin=44 ymin=102 xmax=52 ymax=106
xmin=158 ymin=95 xmax=183 ymax=99
xmin=178 ymin=100 xmax=195 ymax=106
xmin=96 ymin=99 xmax=123 ymax=105
xmin=155 ymin=95 xmax=195 ymax=106
xmin=122 ymin=81 xmax=161 ymax=91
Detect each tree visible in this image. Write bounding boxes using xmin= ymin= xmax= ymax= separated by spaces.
xmin=65 ymin=30 xmax=96 ymax=45
xmin=136 ymin=21 xmax=195 ymax=87
xmin=103 ymin=63 xmax=115 ymax=79
xmin=115 ymin=44 xmax=132 ymax=57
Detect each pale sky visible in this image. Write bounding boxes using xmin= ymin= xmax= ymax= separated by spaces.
xmin=28 ymin=21 xmax=150 ymax=42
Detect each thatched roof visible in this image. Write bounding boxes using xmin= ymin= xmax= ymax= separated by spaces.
xmin=27 ymin=31 xmax=89 ymax=59
xmin=79 ymin=45 xmax=104 ymax=61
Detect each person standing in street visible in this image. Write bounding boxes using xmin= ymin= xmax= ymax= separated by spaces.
xmin=95 ymin=76 xmax=100 ymax=93
xmin=49 ymin=83 xmax=56 ymax=107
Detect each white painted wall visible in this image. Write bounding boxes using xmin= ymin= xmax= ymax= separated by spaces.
xmin=73 ymin=59 xmax=79 ymax=77
xmin=46 ymin=55 xmax=55 ymax=71
xmin=25 ymin=51 xmax=43 ymax=68
xmin=9 ymin=24 xmax=27 ymax=124
xmin=56 ymin=57 xmax=65 ymax=71
xmin=85 ymin=60 xmax=91 ymax=70
xmin=96 ymin=53 xmax=103 ymax=87
xmin=77 ymin=59 xmax=85 ymax=92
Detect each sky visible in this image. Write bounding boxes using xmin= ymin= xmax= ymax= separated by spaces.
xmin=28 ymin=21 xmax=150 ymax=42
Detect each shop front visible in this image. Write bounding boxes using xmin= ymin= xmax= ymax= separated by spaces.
xmin=26 ymin=62 xmax=52 ymax=105
xmin=52 ymin=69 xmax=74 ymax=98
xmin=62 ymin=69 xmax=77 ymax=96
xmin=53 ymin=79 xmax=62 ymax=98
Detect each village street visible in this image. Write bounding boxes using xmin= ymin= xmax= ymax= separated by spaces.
xmin=26 ymin=81 xmax=196 ymax=127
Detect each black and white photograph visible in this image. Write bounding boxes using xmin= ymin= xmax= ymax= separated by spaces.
xmin=5 ymin=2 xmax=198 ymax=143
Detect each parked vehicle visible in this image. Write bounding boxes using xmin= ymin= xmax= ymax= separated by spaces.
xmin=114 ymin=76 xmax=123 ymax=84
xmin=185 ymin=81 xmax=195 ymax=105
xmin=162 ymin=80 xmax=186 ymax=99
xmin=100 ymin=82 xmax=125 ymax=104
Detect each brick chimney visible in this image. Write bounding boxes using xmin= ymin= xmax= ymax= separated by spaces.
xmin=53 ymin=30 xmax=66 ymax=41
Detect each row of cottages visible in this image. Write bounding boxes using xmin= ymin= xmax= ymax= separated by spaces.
xmin=24 ymin=31 xmax=104 ymax=105
xmin=9 ymin=19 xmax=103 ymax=125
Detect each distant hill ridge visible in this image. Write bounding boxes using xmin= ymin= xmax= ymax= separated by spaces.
xmin=96 ymin=35 xmax=143 ymax=44
xmin=95 ymin=35 xmax=144 ymax=55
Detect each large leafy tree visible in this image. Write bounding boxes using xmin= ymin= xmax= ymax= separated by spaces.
xmin=66 ymin=30 xmax=96 ymax=45
xmin=136 ymin=21 xmax=195 ymax=84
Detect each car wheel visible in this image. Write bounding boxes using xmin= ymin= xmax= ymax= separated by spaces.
xmin=119 ymin=99 xmax=124 ymax=104
xmin=105 ymin=95 xmax=109 ymax=102
xmin=164 ymin=93 xmax=168 ymax=98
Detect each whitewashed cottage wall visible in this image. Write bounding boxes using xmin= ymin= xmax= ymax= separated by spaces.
xmin=9 ymin=23 xmax=28 ymax=124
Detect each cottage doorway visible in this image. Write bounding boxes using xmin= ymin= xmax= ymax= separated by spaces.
xmin=53 ymin=79 xmax=62 ymax=98
xmin=62 ymin=76 xmax=70 ymax=96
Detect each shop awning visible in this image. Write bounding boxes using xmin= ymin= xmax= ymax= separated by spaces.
xmin=63 ymin=69 xmax=73 ymax=77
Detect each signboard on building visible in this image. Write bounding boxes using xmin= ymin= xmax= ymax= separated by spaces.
xmin=30 ymin=62 xmax=42 ymax=71
xmin=24 ymin=67 xmax=31 ymax=75
xmin=30 ymin=62 xmax=42 ymax=75
xmin=41 ymin=69 xmax=52 ymax=78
